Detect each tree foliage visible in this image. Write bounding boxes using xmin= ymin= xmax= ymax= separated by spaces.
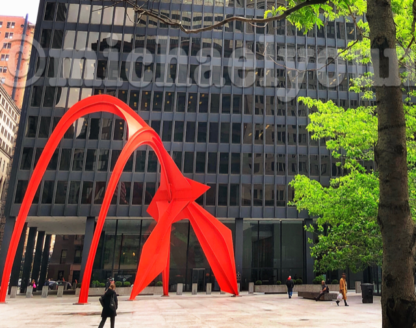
xmin=289 ymin=94 xmax=416 ymax=272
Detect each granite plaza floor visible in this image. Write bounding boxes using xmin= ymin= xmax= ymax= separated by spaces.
xmin=1 ymin=292 xmax=381 ymax=328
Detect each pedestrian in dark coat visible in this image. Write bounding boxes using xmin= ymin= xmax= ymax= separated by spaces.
xmin=99 ymin=284 xmax=118 ymax=328
xmin=286 ymin=276 xmax=295 ymax=299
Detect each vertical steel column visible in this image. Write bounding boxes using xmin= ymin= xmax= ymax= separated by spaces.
xmin=20 ymin=227 xmax=37 ymax=293
xmin=304 ymin=218 xmax=314 ymax=284
xmin=31 ymin=231 xmax=45 ymax=288
xmin=234 ymin=218 xmax=244 ymax=285
xmin=9 ymin=223 xmax=28 ymax=292
xmin=79 ymin=217 xmax=95 ymax=283
xmin=0 ymin=217 xmax=15 ymax=282
xmin=38 ymin=234 xmax=51 ymax=289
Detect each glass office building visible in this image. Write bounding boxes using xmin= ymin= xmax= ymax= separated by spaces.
xmin=0 ymin=0 xmax=371 ymax=292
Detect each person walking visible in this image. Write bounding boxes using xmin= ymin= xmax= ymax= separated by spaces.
xmin=98 ymin=284 xmax=118 ymax=328
xmin=30 ymin=279 xmax=37 ymax=291
xmin=336 ymin=273 xmax=349 ymax=306
xmin=286 ymin=276 xmax=294 ymax=299
xmin=315 ymin=280 xmax=329 ymax=301
xmin=105 ymin=278 xmax=113 ymax=291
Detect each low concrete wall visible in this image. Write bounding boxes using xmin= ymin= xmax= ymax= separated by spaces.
xmin=254 ymin=285 xmax=286 ymax=293
xmin=253 ymin=284 xmax=340 ymax=294
xmin=87 ymin=286 xmax=162 ymax=296
xmin=294 ymin=284 xmax=339 ymax=293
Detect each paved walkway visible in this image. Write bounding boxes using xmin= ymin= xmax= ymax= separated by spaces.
xmin=1 ymin=292 xmax=381 ymax=327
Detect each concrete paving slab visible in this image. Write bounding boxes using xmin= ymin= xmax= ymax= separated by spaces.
xmin=1 ymin=292 xmax=381 ymax=327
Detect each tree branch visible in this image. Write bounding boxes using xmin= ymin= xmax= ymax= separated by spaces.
xmin=124 ymin=0 xmax=328 ymax=34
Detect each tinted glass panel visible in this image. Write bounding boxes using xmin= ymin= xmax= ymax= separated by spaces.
xmin=42 ymin=181 xmax=54 ymax=204
xmin=60 ymin=149 xmax=71 ymax=170
xmin=55 ymin=181 xmax=68 ymax=204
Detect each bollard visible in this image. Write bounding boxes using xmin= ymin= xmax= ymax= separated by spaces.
xmin=57 ymin=286 xmax=64 ymax=297
xmin=192 ymin=283 xmax=198 ymax=295
xmin=248 ymin=282 xmax=254 ymax=294
xmin=237 ymin=283 xmax=240 ymax=293
xmin=75 ymin=288 xmax=80 ymax=296
xmin=9 ymin=286 xmax=18 ymax=298
xmin=42 ymin=286 xmax=49 ymax=298
xmin=26 ymin=286 xmax=33 ymax=298
xmin=206 ymin=283 xmax=212 ymax=295
xmin=176 ymin=283 xmax=183 ymax=295
xmin=220 ymin=290 xmax=226 ymax=294
xmin=355 ymin=281 xmax=362 ymax=293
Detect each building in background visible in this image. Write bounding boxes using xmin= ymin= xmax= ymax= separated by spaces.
xmin=0 ymin=0 xmax=379 ymax=293
xmin=0 ymin=15 xmax=35 ymax=108
xmin=0 ymin=84 xmax=20 ymax=248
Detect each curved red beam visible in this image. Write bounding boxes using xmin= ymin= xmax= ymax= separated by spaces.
xmin=0 ymin=95 xmax=239 ymax=304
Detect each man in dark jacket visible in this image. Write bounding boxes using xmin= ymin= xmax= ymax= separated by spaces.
xmin=99 ymin=284 xmax=118 ymax=328
xmin=286 ymin=276 xmax=294 ymax=299
xmin=315 ymin=280 xmax=329 ymax=301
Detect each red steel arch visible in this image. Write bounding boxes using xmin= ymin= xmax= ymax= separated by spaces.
xmin=0 ymin=95 xmax=238 ymax=303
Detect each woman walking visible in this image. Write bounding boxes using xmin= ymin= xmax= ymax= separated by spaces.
xmin=99 ymin=284 xmax=118 ymax=328
xmin=336 ymin=273 xmax=349 ymax=306
xmin=30 ymin=279 xmax=37 ymax=291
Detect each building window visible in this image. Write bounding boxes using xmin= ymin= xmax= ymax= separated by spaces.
xmin=60 ymin=249 xmax=67 ymax=264
xmin=6 ymin=22 xmax=15 ymax=29
xmin=1 ymin=55 xmax=10 ymax=61
xmin=5 ymin=33 xmax=13 ymax=39
xmin=0 ymin=22 xmax=2 ymax=28
xmin=74 ymin=249 xmax=82 ymax=264
xmin=3 ymin=43 xmax=11 ymax=49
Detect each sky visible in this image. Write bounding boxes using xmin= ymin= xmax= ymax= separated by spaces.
xmin=2 ymin=0 xmax=40 ymax=23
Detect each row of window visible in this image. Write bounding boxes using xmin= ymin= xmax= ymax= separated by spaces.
xmin=31 ymin=86 xmax=357 ymax=116
xmin=0 ymin=22 xmax=15 ymax=29
xmin=1 ymin=126 xmax=14 ymax=145
xmin=39 ymin=28 xmax=356 ymax=66
xmin=42 ymin=2 xmax=357 ymax=40
xmin=0 ymin=141 xmax=12 ymax=156
xmin=35 ymin=57 xmax=349 ymax=94
xmin=60 ymin=248 xmax=82 ymax=265
xmin=25 ymin=115 xmax=318 ymax=146
xmin=0 ymin=95 xmax=19 ymax=122
xmin=15 ymin=179 xmax=297 ymax=207
xmin=21 ymin=146 xmax=346 ymax=177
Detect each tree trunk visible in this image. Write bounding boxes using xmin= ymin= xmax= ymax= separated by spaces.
xmin=367 ymin=0 xmax=416 ymax=327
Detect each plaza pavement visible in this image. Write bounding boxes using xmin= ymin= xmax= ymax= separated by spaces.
xmin=1 ymin=291 xmax=381 ymax=328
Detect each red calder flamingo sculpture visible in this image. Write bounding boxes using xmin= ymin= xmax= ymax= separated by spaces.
xmin=0 ymin=95 xmax=239 ymax=303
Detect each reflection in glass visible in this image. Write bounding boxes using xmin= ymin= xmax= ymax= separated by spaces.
xmin=68 ymin=181 xmax=81 ymax=204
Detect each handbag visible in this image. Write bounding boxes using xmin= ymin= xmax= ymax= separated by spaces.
xmin=99 ymin=296 xmax=104 ymax=307
xmin=337 ymin=293 xmax=343 ymax=301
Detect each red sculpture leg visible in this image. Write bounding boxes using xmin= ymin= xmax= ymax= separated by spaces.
xmin=129 ymin=201 xmax=189 ymax=300
xmin=78 ymin=129 xmax=168 ymax=304
xmin=186 ymin=202 xmax=239 ymax=295
xmin=162 ymin=237 xmax=171 ymax=296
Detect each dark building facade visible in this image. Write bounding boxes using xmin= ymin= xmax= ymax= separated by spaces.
xmin=0 ymin=0 xmax=374 ymax=292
